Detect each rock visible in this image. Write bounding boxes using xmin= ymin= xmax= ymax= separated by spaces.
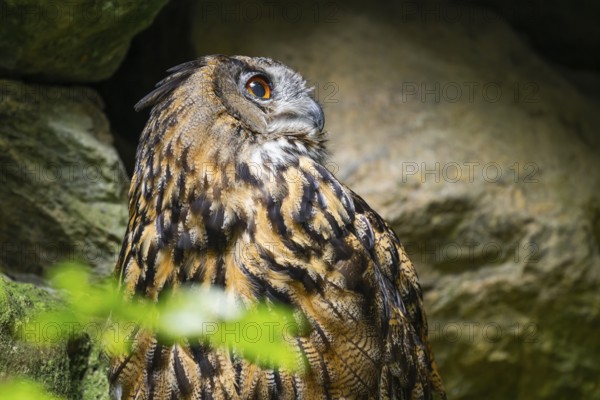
xmin=0 ymin=274 xmax=109 ymax=399
xmin=189 ymin=1 xmax=600 ymax=398
xmin=451 ymin=0 xmax=600 ymax=70
xmin=0 ymin=80 xmax=128 ymax=277
xmin=0 ymin=0 xmax=168 ymax=82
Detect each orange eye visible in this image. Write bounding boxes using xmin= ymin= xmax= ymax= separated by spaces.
xmin=245 ymin=75 xmax=271 ymax=99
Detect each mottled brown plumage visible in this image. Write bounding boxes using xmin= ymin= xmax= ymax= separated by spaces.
xmin=109 ymin=55 xmax=445 ymax=399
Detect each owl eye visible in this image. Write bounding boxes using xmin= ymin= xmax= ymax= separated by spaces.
xmin=245 ymin=75 xmax=271 ymax=100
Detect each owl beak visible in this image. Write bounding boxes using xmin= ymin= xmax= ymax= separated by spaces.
xmin=310 ymin=100 xmax=325 ymax=132
xmin=268 ymin=98 xmax=325 ymax=136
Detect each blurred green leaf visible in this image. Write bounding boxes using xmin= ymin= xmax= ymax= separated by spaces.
xmin=22 ymin=262 xmax=301 ymax=371
xmin=0 ymin=378 xmax=63 ymax=400
xmin=157 ymin=286 xmax=242 ymax=339
xmin=215 ymin=304 xmax=300 ymax=370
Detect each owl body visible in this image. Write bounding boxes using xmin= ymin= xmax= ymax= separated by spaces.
xmin=110 ymin=55 xmax=445 ymax=400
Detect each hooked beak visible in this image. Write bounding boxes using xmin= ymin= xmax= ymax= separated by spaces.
xmin=309 ymin=99 xmax=325 ymax=132
xmin=267 ymin=97 xmax=325 ymax=136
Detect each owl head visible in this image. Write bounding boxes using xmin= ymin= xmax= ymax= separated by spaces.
xmin=134 ymin=55 xmax=327 ymax=183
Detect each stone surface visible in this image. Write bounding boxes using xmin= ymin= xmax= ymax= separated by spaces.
xmin=453 ymin=0 xmax=600 ymax=70
xmin=189 ymin=1 xmax=600 ymax=398
xmin=0 ymin=0 xmax=168 ymax=82
xmin=0 ymin=80 xmax=129 ymax=277
xmin=0 ymin=274 xmax=110 ymax=399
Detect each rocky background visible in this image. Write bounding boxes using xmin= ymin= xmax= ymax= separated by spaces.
xmin=1 ymin=1 xmax=599 ymax=399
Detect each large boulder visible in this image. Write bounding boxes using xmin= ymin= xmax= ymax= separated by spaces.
xmin=0 ymin=0 xmax=168 ymax=82
xmin=189 ymin=1 xmax=600 ymax=399
xmin=0 ymin=80 xmax=128 ymax=278
xmin=452 ymin=0 xmax=600 ymax=70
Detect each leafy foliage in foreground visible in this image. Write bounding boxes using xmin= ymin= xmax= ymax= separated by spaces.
xmin=3 ymin=262 xmax=298 ymax=399
xmin=0 ymin=378 xmax=61 ymax=400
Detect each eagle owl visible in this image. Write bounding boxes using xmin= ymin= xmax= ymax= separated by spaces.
xmin=110 ymin=55 xmax=445 ymax=400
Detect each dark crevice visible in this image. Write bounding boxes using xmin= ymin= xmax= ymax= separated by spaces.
xmin=66 ymin=334 xmax=93 ymax=399
xmin=93 ymin=0 xmax=197 ymax=177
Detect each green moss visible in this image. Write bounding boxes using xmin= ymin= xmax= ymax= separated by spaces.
xmin=78 ymin=343 xmax=110 ymax=400
xmin=0 ymin=276 xmax=70 ymax=396
xmin=0 ymin=275 xmax=62 ymax=334
xmin=0 ymin=276 xmax=109 ymax=399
